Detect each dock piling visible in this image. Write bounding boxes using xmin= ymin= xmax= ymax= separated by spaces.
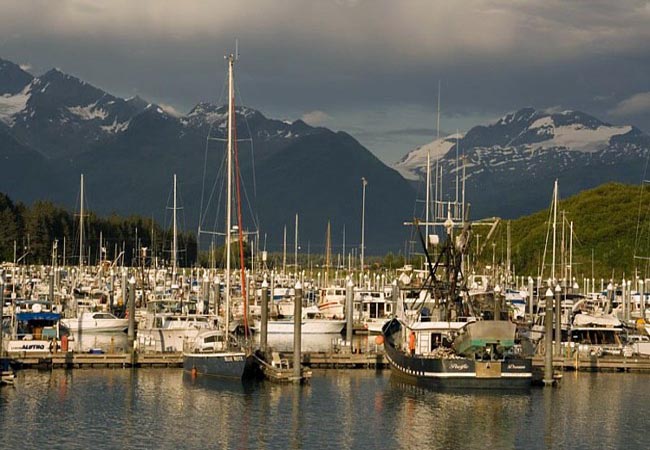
xmin=528 ymin=277 xmax=534 ymax=319
xmin=345 ymin=278 xmax=354 ymax=350
xmin=127 ymin=275 xmax=136 ymax=363
xmin=543 ymin=288 xmax=554 ymax=386
xmin=261 ymin=276 xmax=269 ymax=355
xmin=293 ymin=281 xmax=302 ymax=381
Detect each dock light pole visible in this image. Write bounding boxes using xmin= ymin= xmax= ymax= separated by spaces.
xmin=360 ymin=177 xmax=367 ymax=273
xmin=543 ymin=287 xmax=554 ymax=386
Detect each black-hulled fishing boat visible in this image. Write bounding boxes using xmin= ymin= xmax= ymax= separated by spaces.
xmin=382 ymin=215 xmax=532 ymax=389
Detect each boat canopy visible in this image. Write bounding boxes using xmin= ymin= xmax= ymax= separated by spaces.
xmin=16 ymin=312 xmax=61 ymax=321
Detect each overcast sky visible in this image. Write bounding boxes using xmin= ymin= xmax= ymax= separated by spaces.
xmin=2 ymin=0 xmax=649 ymax=163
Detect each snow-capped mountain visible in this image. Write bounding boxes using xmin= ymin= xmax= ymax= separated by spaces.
xmin=183 ymin=102 xmax=318 ymax=143
xmin=0 ymin=57 xmax=414 ymax=251
xmin=0 ymin=61 xmax=150 ymax=158
xmin=394 ymin=107 xmax=650 ymax=218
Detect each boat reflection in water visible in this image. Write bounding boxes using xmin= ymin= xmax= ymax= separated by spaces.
xmin=2 ymin=370 xmax=650 ymax=450
xmin=182 ymin=370 xmax=259 ymax=394
xmin=387 ymin=377 xmax=532 ymax=449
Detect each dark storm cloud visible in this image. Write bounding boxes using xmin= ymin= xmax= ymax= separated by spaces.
xmin=1 ymin=0 xmax=649 ymax=161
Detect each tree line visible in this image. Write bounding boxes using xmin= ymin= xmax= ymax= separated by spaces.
xmin=0 ymin=192 xmax=197 ymax=266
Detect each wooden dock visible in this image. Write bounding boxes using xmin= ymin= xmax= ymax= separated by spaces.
xmin=9 ymin=351 xmax=650 ymax=372
xmin=8 ymin=350 xmax=387 ymax=370
xmin=301 ymin=350 xmax=388 ymax=369
xmin=11 ymin=351 xmax=183 ymax=369
xmin=532 ymin=355 xmax=650 ymax=372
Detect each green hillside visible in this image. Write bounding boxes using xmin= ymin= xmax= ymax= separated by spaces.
xmin=480 ymin=182 xmax=650 ymax=281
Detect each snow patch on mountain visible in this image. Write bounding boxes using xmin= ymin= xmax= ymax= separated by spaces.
xmin=538 ymin=123 xmax=632 ymax=152
xmin=184 ymin=103 xmax=227 ymax=128
xmin=394 ymin=132 xmax=463 ymax=180
xmin=530 ymin=116 xmax=554 ymax=130
xmin=0 ymin=85 xmax=32 ymax=125
xmin=67 ymin=102 xmax=108 ymax=121
xmin=100 ymin=118 xmax=130 ymax=133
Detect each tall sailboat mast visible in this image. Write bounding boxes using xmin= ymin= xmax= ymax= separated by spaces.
xmin=225 ymin=52 xmax=235 ymax=337
xmin=325 ymin=220 xmax=331 ymax=286
xmin=79 ymin=173 xmax=84 ymax=269
xmin=551 ymin=179 xmax=558 ymax=282
xmin=425 ymin=145 xmax=431 ymax=241
xmin=172 ymin=173 xmax=178 ymax=281
xmin=435 ymin=81 xmax=441 ymax=220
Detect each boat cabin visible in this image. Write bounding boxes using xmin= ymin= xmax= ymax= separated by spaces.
xmin=570 ymin=326 xmax=623 ymax=356
xmin=6 ymin=300 xmax=62 ymax=354
xmin=407 ymin=320 xmax=472 ymax=355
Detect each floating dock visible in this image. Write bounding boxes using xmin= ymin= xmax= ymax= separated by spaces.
xmin=532 ymin=355 xmax=650 ymax=372
xmin=8 ymin=349 xmax=388 ymax=370
xmin=10 ymin=352 xmax=183 ymax=369
xmin=302 ymin=350 xmax=387 ymax=368
xmin=7 ymin=351 xmax=650 ymax=373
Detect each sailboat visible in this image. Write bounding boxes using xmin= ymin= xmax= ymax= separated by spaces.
xmin=183 ymin=50 xmax=258 ymax=379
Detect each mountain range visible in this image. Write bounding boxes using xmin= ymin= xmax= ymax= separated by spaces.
xmin=0 ymin=57 xmax=414 ymax=255
xmin=394 ymin=107 xmax=650 ymax=219
xmin=2 ymin=56 xmax=650 ymax=256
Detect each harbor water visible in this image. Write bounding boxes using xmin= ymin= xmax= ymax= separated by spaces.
xmin=1 ymin=368 xmax=647 ymax=450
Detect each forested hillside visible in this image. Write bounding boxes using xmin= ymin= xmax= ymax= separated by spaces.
xmin=483 ymin=183 xmax=650 ymax=281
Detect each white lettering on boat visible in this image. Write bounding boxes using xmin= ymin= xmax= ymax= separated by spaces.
xmin=448 ymin=363 xmax=470 ymax=371
xmin=507 ymin=364 xmax=527 ymax=370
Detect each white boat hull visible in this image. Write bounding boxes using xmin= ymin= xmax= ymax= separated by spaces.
xmin=255 ymin=319 xmax=345 ymax=334
xmin=61 ymin=318 xmax=129 ymax=333
xmin=5 ymin=339 xmax=53 ymax=355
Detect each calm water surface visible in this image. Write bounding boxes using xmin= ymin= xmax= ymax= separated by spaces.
xmin=1 ymin=367 xmax=648 ymax=450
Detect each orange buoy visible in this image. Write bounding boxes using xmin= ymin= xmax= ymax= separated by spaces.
xmin=375 ymin=335 xmax=384 ymax=345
